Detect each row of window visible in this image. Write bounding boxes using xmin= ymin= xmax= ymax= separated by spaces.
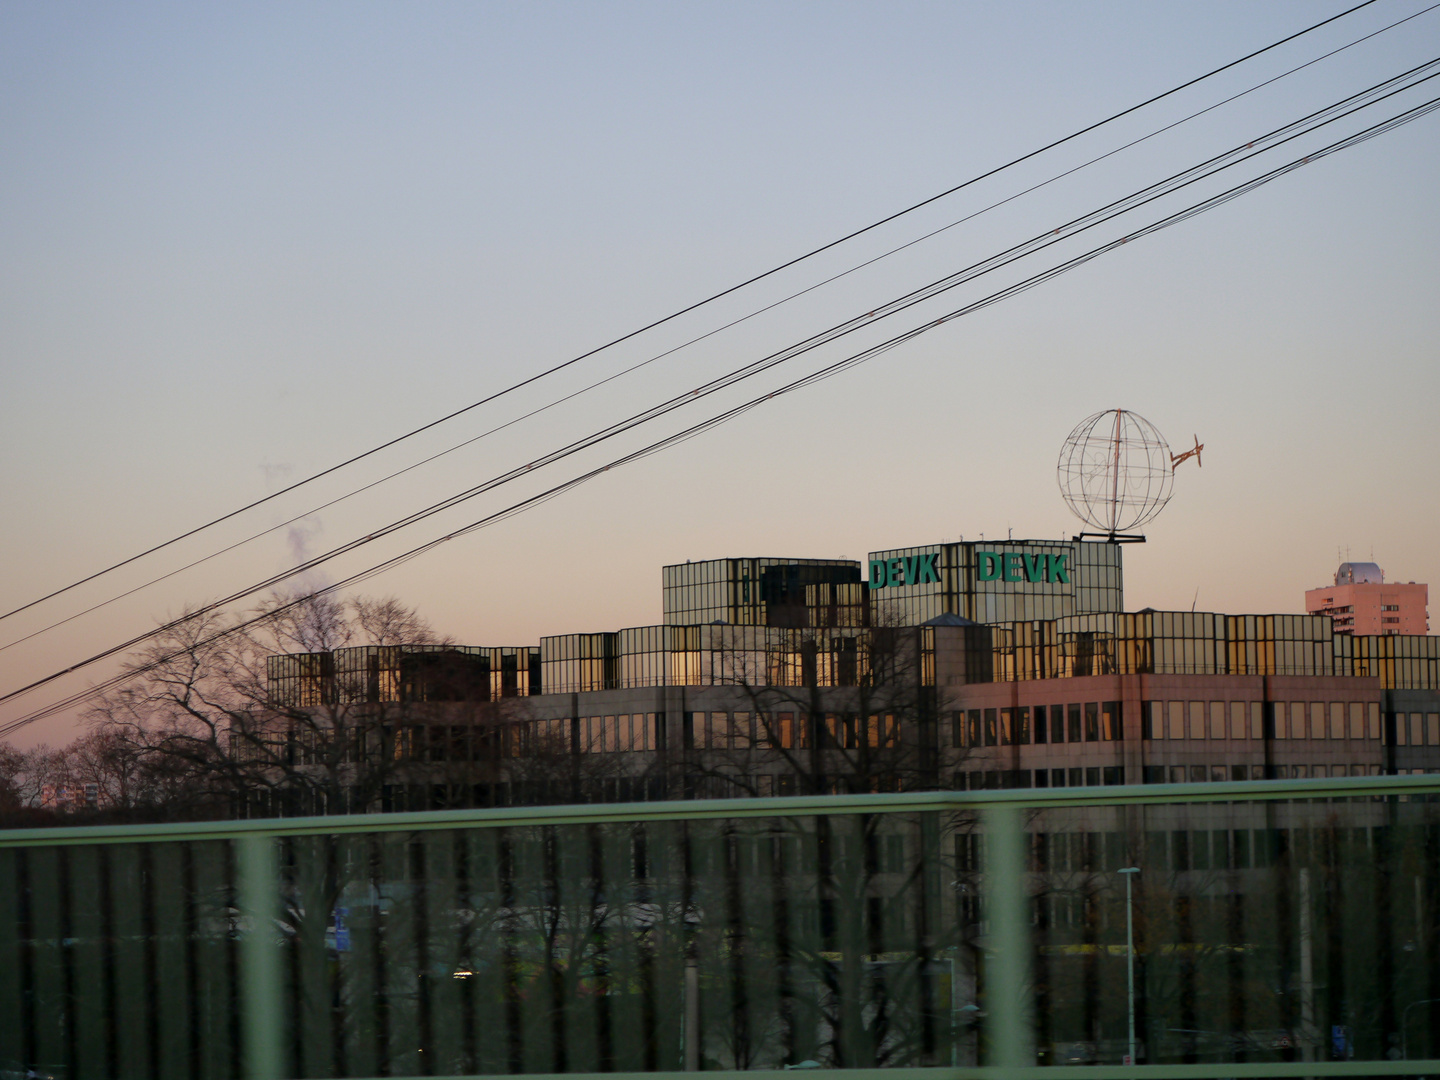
xmin=425 ymin=705 xmax=1429 ymax=763
xmin=512 ymin=710 xmax=908 ymax=756
xmin=1144 ymin=763 xmax=1380 ymax=783
xmin=953 ymin=761 xmax=1392 ymax=791
xmin=689 ymin=711 xmax=900 ymax=751
xmin=949 ymin=701 xmax=1401 ymax=747
xmin=950 ymin=703 xmax=1123 ymax=747
xmin=956 ymin=766 xmax=1125 ymax=790
xmin=1396 ymin=712 xmax=1440 ymax=745
xmin=1147 ymin=700 xmax=1385 ymax=741
xmin=513 ymin=714 xmax=663 ymax=757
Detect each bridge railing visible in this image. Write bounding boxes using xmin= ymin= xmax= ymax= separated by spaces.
xmin=3 ymin=775 xmax=1440 ymax=1080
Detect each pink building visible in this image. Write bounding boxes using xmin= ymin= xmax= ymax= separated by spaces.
xmin=1306 ymin=560 xmax=1429 ymax=635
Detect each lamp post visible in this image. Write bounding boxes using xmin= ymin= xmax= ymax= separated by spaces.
xmin=1119 ymin=867 xmax=1141 ymax=1065
xmin=1401 ymin=998 xmax=1440 ymax=1061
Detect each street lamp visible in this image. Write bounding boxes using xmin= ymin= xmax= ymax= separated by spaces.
xmin=1119 ymin=867 xmax=1141 ymax=1065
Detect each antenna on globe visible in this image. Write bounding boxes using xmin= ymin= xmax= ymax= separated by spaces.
xmin=1057 ymin=409 xmax=1191 ymax=543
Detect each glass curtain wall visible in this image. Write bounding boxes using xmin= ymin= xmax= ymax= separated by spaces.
xmin=543 ymin=626 xmax=926 ymax=694
xmin=268 ymin=646 xmax=541 ymax=706
xmin=662 ymin=559 xmax=862 ymax=628
xmin=963 ymin=612 xmax=1369 ymax=684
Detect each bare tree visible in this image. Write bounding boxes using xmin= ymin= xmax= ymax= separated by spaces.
xmin=661 ymin=623 xmax=970 ymax=1068
xmin=84 ymin=591 xmax=460 ymax=818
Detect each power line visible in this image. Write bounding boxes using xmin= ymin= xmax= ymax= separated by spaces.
xmin=5 ymin=84 xmax=1436 ymax=738
xmin=5 ymin=60 xmax=1437 ymax=704
xmin=6 ymin=24 xmax=1434 ymax=659
xmin=0 ymin=0 xmax=1384 ymax=628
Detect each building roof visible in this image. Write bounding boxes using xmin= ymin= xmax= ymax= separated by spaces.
xmin=921 ymin=612 xmax=979 ymax=627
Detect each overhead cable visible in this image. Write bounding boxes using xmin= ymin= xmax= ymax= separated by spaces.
xmin=0 ymin=0 xmax=1384 ymax=628
xmin=5 ymin=34 xmax=1436 ymax=659
xmin=4 ymin=83 xmax=1437 ymax=737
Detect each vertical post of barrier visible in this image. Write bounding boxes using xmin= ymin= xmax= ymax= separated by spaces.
xmin=983 ymin=804 xmax=1031 ymax=1069
xmin=237 ymin=835 xmax=284 ymax=1080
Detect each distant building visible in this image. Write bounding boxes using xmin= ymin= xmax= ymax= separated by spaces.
xmin=1306 ymin=561 xmax=1428 ymax=636
xmin=250 ymin=540 xmax=1440 ymax=815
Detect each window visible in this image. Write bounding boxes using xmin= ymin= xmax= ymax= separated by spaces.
xmin=1084 ymin=702 xmax=1099 ymax=742
xmin=1209 ymin=701 xmax=1226 ymax=740
xmin=1311 ymin=702 xmax=1327 ymax=740
xmin=1034 ymin=705 xmax=1048 ymax=744
xmin=984 ymin=708 xmax=998 ymax=747
xmin=1068 ymin=704 xmax=1082 ymax=743
xmin=867 ymin=714 xmax=899 ymax=748
xmin=1167 ymin=701 xmax=1185 ymax=740
xmin=1170 ymin=765 xmax=1187 ymax=783
xmin=1347 ymin=703 xmax=1363 ymax=740
xmin=1101 ymin=701 xmax=1122 ymax=741
xmin=1429 ymin=714 xmax=1440 ymax=746
xmin=777 ymin=712 xmax=803 ymax=748
xmin=1142 ymin=701 xmax=1158 ymax=740
xmin=1328 ymin=703 xmax=1345 ymax=741
xmin=1228 ymin=701 xmax=1246 ymax=739
xmin=733 ymin=712 xmax=752 ymax=750
xmin=1188 ymin=701 xmax=1206 ymax=740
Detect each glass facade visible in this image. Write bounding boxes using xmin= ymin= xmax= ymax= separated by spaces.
xmin=268 ymin=645 xmax=541 ymax=707
xmin=867 ymin=539 xmax=1123 ymax=626
xmin=539 ymin=610 xmax=1440 ymax=694
xmin=542 ymin=624 xmax=923 ymax=694
xmin=661 ymin=557 xmax=860 ymax=627
xmin=952 ymin=610 xmax=1405 ymax=683
xmin=1351 ymin=631 xmax=1440 ymax=689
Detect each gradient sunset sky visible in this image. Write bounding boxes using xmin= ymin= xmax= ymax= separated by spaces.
xmin=3 ymin=1 xmax=1438 ymax=747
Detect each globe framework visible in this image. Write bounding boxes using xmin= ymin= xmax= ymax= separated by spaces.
xmin=1056 ymin=409 xmax=1174 ymax=534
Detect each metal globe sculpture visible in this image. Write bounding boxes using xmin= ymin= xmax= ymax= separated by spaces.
xmin=1057 ymin=409 xmax=1174 ymax=535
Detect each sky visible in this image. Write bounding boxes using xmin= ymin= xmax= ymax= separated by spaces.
xmin=2 ymin=1 xmax=1439 ymax=748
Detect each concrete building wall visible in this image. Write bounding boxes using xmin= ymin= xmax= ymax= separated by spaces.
xmin=1306 ymin=580 xmax=1429 ymax=635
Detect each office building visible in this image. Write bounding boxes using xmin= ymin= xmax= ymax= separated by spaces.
xmin=258 ymin=539 xmax=1440 ymax=812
